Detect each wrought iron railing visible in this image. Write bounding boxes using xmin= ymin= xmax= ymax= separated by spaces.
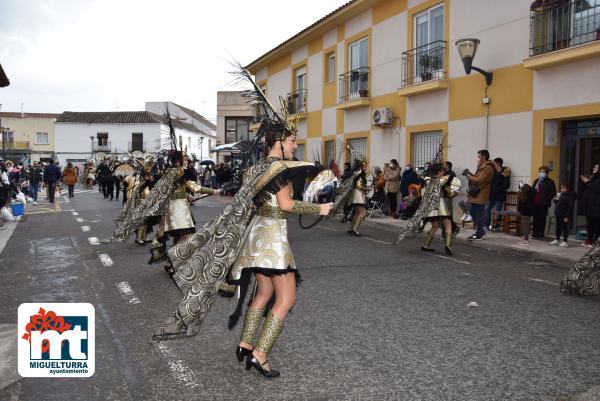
xmin=530 ymin=0 xmax=600 ymax=56
xmin=93 ymin=142 xmax=111 ymax=152
xmin=338 ymin=67 xmax=370 ymax=103
xmin=128 ymin=141 xmax=146 ymax=152
xmin=401 ymin=40 xmax=446 ymax=87
xmin=286 ymin=89 xmax=307 ymax=115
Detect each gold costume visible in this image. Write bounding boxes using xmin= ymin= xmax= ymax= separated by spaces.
xmin=164 ymin=169 xmax=214 ymax=235
xmin=424 ymin=176 xmax=462 ymax=219
xmin=231 ymin=190 xmax=295 ymax=279
xmin=350 ymin=175 xmax=368 ymax=205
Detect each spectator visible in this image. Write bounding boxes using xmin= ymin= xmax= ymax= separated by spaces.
xmin=28 ymin=162 xmax=43 ymax=205
xmin=517 ymin=183 xmax=534 ymax=245
xmin=486 ymin=157 xmax=511 ymax=230
xmin=371 ymin=166 xmax=386 ymax=204
xmin=550 ymin=183 xmax=576 ymax=247
xmin=464 ymin=149 xmax=496 ymax=240
xmin=400 ymin=163 xmax=419 ymax=200
xmin=384 ymin=159 xmax=401 ymax=218
xmin=44 ymin=160 xmax=62 ymax=203
xmin=204 ymin=166 xmax=213 ymax=188
xmin=62 ymin=162 xmax=78 ymax=198
xmin=329 ymin=160 xmax=340 ymax=179
xmin=531 ymin=165 xmax=556 ymax=239
xmin=341 ymin=162 xmax=352 ymax=181
xmin=580 ymin=162 xmax=600 ymax=247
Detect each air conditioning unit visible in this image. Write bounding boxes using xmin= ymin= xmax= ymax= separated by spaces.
xmin=372 ymin=108 xmax=392 ymax=126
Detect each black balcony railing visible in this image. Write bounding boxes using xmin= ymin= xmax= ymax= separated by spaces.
xmin=530 ymin=0 xmax=600 ymax=56
xmin=286 ymin=89 xmax=307 ymax=115
xmin=128 ymin=141 xmax=146 ymax=152
xmin=401 ymin=40 xmax=446 ymax=87
xmin=338 ymin=67 xmax=370 ymax=103
xmin=93 ymin=142 xmax=111 ymax=152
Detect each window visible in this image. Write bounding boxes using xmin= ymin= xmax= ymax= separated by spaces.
xmin=97 ymin=133 xmax=108 ymax=146
xmin=225 ymin=117 xmax=251 ymax=143
xmin=296 ymin=143 xmax=305 ymax=161
xmin=295 ymin=66 xmax=306 ymax=91
xmin=2 ymin=131 xmax=15 ymax=144
xmin=131 ymin=133 xmax=144 ymax=152
xmin=414 ymin=4 xmax=444 ymax=48
xmin=349 ymin=37 xmax=369 ymax=71
xmin=188 ymin=136 xmax=192 ymax=150
xmin=36 ymin=132 xmax=49 ymax=144
xmin=324 ymin=140 xmax=335 ymax=167
xmin=412 ymin=130 xmax=443 ymax=170
xmin=346 ymin=138 xmax=367 ymax=163
xmin=326 ymin=53 xmax=336 ymax=83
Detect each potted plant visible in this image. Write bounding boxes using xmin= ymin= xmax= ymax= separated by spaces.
xmin=419 ymin=54 xmax=433 ymax=81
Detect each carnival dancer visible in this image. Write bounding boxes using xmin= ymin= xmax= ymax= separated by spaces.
xmin=84 ymin=161 xmax=96 ymax=190
xmin=346 ymin=159 xmax=369 ymax=237
xmin=419 ymin=163 xmax=461 ymax=255
xmin=152 ymin=63 xmax=334 ymax=380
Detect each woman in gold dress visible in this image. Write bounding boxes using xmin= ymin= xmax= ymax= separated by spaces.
xmin=233 ymin=128 xmax=333 ymax=378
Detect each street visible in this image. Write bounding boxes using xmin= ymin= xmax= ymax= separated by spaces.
xmin=1 ymin=187 xmax=600 ymax=401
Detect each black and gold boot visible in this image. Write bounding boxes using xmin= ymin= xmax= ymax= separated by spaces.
xmin=135 ymin=225 xmax=147 ymax=246
xmin=237 ymin=308 xmax=264 ymax=362
xmin=444 ymin=232 xmax=453 ymax=256
xmin=347 ymin=215 xmax=365 ymax=236
xmin=421 ymin=232 xmax=434 ymax=252
xmin=246 ymin=311 xmax=283 ymax=378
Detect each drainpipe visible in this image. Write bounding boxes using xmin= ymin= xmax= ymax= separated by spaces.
xmin=483 ymin=86 xmax=490 ymax=149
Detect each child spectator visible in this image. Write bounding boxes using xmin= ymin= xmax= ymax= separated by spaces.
xmin=517 ymin=183 xmax=534 ymax=245
xmin=550 ymin=183 xmax=577 ymax=247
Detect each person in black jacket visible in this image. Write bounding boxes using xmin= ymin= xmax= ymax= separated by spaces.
xmin=43 ymin=161 xmax=62 ymax=203
xmin=28 ymin=162 xmax=43 ymax=204
xmin=531 ymin=165 xmax=557 ymax=239
xmin=581 ymin=163 xmax=600 ymax=246
xmin=517 ymin=183 xmax=534 ymax=244
xmin=550 ymin=183 xmax=577 ymax=246
xmin=486 ymin=158 xmax=511 ymax=230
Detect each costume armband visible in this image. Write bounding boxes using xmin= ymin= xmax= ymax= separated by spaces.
xmin=291 ymin=201 xmax=321 ymax=215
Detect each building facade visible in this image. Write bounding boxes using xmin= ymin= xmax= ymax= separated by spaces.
xmin=54 ymin=111 xmax=209 ymax=168
xmin=0 ymin=112 xmax=61 ymax=163
xmin=246 ymin=0 xmax=600 ymax=198
xmin=145 ymin=101 xmax=216 ymax=162
xmin=215 ymin=91 xmax=254 ymax=162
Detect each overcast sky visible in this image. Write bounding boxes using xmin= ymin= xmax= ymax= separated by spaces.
xmin=0 ymin=0 xmax=349 ymax=121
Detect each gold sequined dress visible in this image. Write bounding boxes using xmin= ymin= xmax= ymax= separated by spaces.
xmin=424 ymin=175 xmax=462 ymax=220
xmin=164 ymin=173 xmax=214 ymax=237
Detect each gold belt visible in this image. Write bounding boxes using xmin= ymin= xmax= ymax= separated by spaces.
xmin=170 ymin=192 xmax=188 ymax=200
xmin=255 ymin=205 xmax=288 ymax=219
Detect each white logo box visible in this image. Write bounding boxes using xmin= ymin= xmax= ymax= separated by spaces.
xmin=18 ymin=303 xmax=95 ymax=377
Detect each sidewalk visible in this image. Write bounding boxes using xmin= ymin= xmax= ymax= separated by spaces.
xmin=363 ymin=212 xmax=588 ymax=269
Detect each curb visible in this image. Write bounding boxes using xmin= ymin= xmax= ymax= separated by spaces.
xmin=365 ymin=218 xmax=579 ymax=270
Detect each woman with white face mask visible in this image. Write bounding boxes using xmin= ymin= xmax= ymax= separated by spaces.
xmin=531 ymin=165 xmax=557 ymax=239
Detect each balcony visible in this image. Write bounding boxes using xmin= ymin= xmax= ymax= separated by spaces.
xmin=93 ymin=142 xmax=111 ymax=152
xmin=337 ymin=67 xmax=370 ymax=110
xmin=397 ymin=40 xmax=448 ymax=97
xmin=525 ymin=0 xmax=600 ymax=69
xmin=285 ymin=89 xmax=307 ymax=118
xmin=128 ymin=141 xmax=146 ymax=153
xmin=0 ymin=140 xmax=31 ymax=150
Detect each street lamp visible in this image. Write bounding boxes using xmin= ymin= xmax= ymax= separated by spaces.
xmin=455 ymin=38 xmax=493 ymax=86
xmin=200 ymin=136 xmax=204 ymax=162
xmin=90 ymin=136 xmax=95 ymax=159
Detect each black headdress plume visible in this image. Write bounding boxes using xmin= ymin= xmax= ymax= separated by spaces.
xmin=164 ymin=104 xmax=178 ymax=151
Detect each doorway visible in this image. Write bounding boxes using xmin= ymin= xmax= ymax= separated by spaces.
xmin=560 ymin=118 xmax=600 ymax=230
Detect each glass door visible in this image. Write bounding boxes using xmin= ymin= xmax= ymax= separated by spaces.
xmin=349 ymin=37 xmax=368 ymax=98
xmin=414 ymin=4 xmax=444 ymax=80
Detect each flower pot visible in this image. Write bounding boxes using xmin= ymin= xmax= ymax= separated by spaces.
xmin=420 ymin=72 xmax=433 ymax=82
xmin=359 ymin=89 xmax=369 ymax=98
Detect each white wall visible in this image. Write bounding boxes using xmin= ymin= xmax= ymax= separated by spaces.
xmin=344 ymin=107 xmax=371 ymax=133
xmin=345 ymin=9 xmax=372 ymax=38
xmin=322 ymin=107 xmax=337 ymax=135
xmin=292 ymin=45 xmax=308 ymax=65
xmin=307 ymin=51 xmax=324 ymax=112
xmin=406 ymin=90 xmax=448 ymax=126
xmin=371 ymin=12 xmax=406 ymax=96
xmin=323 ymin=28 xmax=338 ymax=49
xmin=266 ymin=68 xmax=292 ymax=109
xmin=54 ymin=122 xmax=162 ymax=165
xmin=533 ymin=58 xmax=600 ymax=110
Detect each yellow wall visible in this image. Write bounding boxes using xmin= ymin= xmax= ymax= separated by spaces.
xmin=449 ymin=64 xmax=533 ymax=121
xmin=307 ymin=110 xmax=323 ymax=138
xmin=371 ymin=92 xmax=406 ymax=127
xmin=373 ymin=0 xmax=407 ymax=24
xmin=267 ymin=53 xmax=292 ymax=76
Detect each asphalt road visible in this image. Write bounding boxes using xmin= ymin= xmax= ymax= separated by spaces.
xmin=1 ymin=186 xmax=600 ymax=401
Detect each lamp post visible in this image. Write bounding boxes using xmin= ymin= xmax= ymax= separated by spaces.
xmin=455 ymin=38 xmax=493 ymax=86
xmin=90 ymin=136 xmax=95 ymax=159
xmin=455 ymin=38 xmax=493 ymax=149
xmin=200 ymin=136 xmax=204 ymax=162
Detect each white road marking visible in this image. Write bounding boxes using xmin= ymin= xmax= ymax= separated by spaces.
xmin=115 ymin=282 xmax=141 ymax=304
xmin=88 ymin=237 xmax=99 ymax=245
xmin=72 ymin=212 xmax=79 ymax=216
xmin=89 ymin=220 xmax=101 ymax=223
xmin=364 ymin=237 xmax=392 ymax=245
xmin=318 ymin=226 xmax=337 ymax=232
xmin=155 ymin=342 xmax=200 ymax=389
xmin=528 ymin=277 xmax=560 ymax=287
xmin=76 ymin=217 xmax=84 ymax=223
xmin=81 ymin=225 xmax=91 ymax=232
xmin=98 ymin=254 xmax=113 ymax=267
xmin=433 ymin=254 xmax=472 ymax=265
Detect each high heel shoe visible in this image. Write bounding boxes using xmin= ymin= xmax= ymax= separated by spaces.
xmin=236 ymin=346 xmax=252 ymax=363
xmin=245 ymin=355 xmax=280 ymax=378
